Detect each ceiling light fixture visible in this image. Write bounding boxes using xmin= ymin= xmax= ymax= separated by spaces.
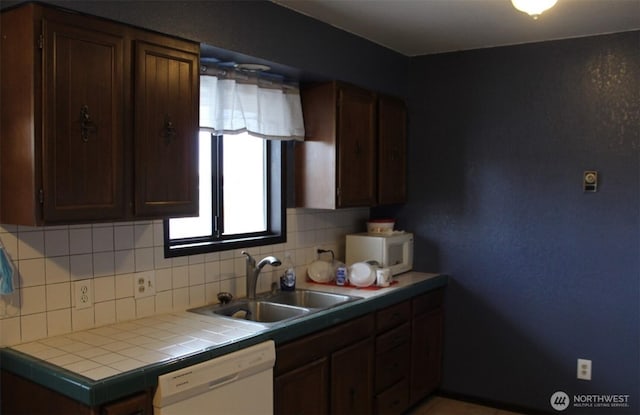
xmin=511 ymin=0 xmax=558 ymax=19
xmin=235 ymin=63 xmax=271 ymax=72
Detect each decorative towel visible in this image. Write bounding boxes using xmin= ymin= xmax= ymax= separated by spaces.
xmin=0 ymin=247 xmax=15 ymax=295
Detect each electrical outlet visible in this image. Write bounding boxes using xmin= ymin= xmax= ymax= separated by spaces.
xmin=577 ymin=358 xmax=592 ymax=380
xmin=74 ymin=280 xmax=93 ymax=309
xmin=134 ymin=271 xmax=156 ymax=299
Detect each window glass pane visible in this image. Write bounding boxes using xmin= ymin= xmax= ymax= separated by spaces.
xmin=223 ymin=132 xmax=266 ymax=234
xmin=169 ymin=131 xmax=212 ymax=239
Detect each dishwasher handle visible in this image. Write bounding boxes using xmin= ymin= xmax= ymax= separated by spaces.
xmin=208 ymin=373 xmax=239 ymax=390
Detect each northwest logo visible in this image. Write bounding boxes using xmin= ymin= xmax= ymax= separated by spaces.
xmin=550 ymin=391 xmax=570 ymax=411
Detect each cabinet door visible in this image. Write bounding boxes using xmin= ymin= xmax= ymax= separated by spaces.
xmin=377 ymin=95 xmax=407 ymax=205
xmin=133 ymin=40 xmax=199 ymax=218
xmin=275 ymin=357 xmax=329 ymax=415
xmin=1 ymin=369 xmax=93 ymax=414
xmin=410 ymin=308 xmax=443 ymax=404
xmin=331 ymin=338 xmax=374 ymax=415
xmin=42 ymin=18 xmax=125 ymax=222
xmin=336 ymin=85 xmax=377 ymax=208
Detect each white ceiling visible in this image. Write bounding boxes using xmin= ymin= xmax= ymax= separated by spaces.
xmin=272 ymin=0 xmax=640 ymax=56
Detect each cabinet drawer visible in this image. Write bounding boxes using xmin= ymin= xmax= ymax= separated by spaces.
xmin=330 ymin=314 xmax=375 ymax=351
xmin=376 ymin=323 xmax=410 ymax=354
xmin=276 ymin=330 xmax=330 ymax=376
xmin=375 ymin=379 xmax=410 ymax=415
xmin=412 ymin=288 xmax=444 ymax=317
xmin=375 ymin=341 xmax=410 ymax=392
xmin=276 ymin=314 xmax=374 ymax=375
xmin=376 ymin=301 xmax=410 ymax=333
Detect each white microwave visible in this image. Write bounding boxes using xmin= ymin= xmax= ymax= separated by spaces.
xmin=346 ymin=232 xmax=414 ymax=276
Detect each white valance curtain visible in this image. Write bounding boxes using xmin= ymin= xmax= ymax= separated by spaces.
xmin=200 ymin=75 xmax=305 ymax=141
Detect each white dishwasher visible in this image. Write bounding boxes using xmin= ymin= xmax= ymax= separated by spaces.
xmin=153 ymin=340 xmax=275 ymax=415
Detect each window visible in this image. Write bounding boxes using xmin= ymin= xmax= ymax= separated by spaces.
xmin=164 ymin=130 xmax=286 ymax=257
xmin=164 ymin=72 xmax=303 ymax=257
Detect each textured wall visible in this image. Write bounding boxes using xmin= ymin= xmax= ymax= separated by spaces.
xmin=399 ymin=31 xmax=639 ymax=413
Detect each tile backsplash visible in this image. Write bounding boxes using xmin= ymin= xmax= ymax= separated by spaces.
xmin=0 ymin=208 xmax=368 ymax=347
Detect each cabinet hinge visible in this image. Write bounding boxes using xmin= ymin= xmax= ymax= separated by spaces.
xmin=38 ymin=34 xmax=43 ymax=49
xmin=336 ymin=187 xmax=341 ymax=198
xmin=38 ymin=189 xmax=44 ymax=204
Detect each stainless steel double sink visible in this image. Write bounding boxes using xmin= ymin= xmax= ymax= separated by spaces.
xmin=189 ymin=290 xmax=362 ymax=325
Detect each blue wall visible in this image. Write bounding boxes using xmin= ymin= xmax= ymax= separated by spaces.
xmin=397 ymin=32 xmax=640 ymax=413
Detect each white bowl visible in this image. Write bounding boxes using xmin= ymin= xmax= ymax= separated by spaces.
xmin=367 ymin=219 xmax=395 ymax=234
xmin=349 ymin=262 xmax=376 ymax=287
xmin=307 ymin=260 xmax=334 ymax=283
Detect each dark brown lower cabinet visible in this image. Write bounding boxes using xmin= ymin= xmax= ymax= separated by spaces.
xmin=410 ymin=289 xmax=445 ymax=405
xmin=410 ymin=308 xmax=444 ymax=403
xmin=275 ymin=288 xmax=444 ymax=415
xmin=274 ymin=357 xmax=330 ymax=415
xmin=376 ymin=379 xmax=410 ymax=415
xmin=0 ymin=369 xmax=152 ymax=415
xmin=274 ymin=315 xmax=375 ymax=415
xmin=331 ymin=338 xmax=374 ymax=415
xmin=374 ymin=303 xmax=412 ymax=415
xmin=373 ymin=289 xmax=445 ymax=414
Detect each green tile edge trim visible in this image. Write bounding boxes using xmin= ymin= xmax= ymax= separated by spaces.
xmin=1 ymin=274 xmax=448 ymax=408
xmin=0 ymin=351 xmax=93 ymax=404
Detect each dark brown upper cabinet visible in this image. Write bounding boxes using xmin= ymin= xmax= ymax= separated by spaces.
xmin=377 ymin=95 xmax=407 ymax=205
xmin=0 ymin=3 xmax=199 ymax=225
xmin=296 ymin=82 xmax=377 ymax=209
xmin=295 ymin=81 xmax=407 ymax=209
xmin=133 ymin=40 xmax=199 ymax=218
xmin=41 ymin=16 xmax=126 ymax=223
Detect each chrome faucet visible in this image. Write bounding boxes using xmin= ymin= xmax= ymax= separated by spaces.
xmin=242 ymin=251 xmax=281 ymax=300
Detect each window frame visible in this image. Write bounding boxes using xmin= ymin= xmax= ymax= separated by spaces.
xmin=163 ymin=132 xmax=286 ymax=258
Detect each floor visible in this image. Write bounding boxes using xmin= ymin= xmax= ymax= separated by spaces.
xmin=408 ymin=396 xmax=525 ymax=415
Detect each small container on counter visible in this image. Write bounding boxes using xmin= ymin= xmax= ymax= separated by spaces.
xmin=280 ymin=254 xmax=296 ymax=291
xmin=335 ymin=264 xmax=347 ymax=286
xmin=376 ymin=268 xmax=392 ymax=287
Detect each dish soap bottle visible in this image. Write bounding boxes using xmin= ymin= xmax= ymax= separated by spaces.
xmin=280 ymin=254 xmax=296 ymax=291
xmin=335 ymin=263 xmax=347 ymax=286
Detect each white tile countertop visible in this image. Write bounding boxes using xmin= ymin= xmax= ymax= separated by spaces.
xmin=9 ymin=311 xmax=268 ymax=381
xmin=1 ymin=271 xmax=446 ymax=407
xmin=4 ymin=271 xmax=444 ymax=385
